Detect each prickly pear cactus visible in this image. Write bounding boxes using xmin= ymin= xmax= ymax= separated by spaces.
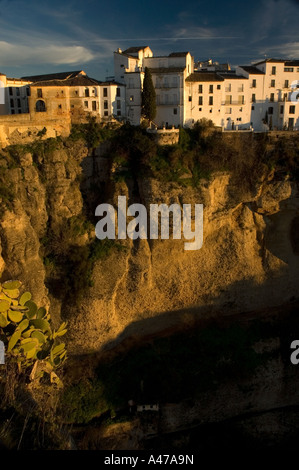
xmin=0 ymin=280 xmax=67 ymax=384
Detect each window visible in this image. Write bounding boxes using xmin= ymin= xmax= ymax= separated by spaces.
xmin=9 ymin=87 xmax=13 ymax=96
xmin=280 ymin=105 xmax=284 ymax=114
xmin=18 ymin=109 xmax=21 ymax=114
xmin=268 ymin=106 xmax=273 ymax=115
xmin=251 ymin=94 xmax=256 ymax=103
xmin=271 ymin=66 xmax=276 ymax=75
xmin=199 ymin=107 xmax=202 ymax=111
xmin=93 ymin=87 xmax=97 ymax=96
xmin=117 ymin=100 xmax=121 ymax=110
xmin=84 ymin=101 xmax=88 ymax=108
xmin=198 ymin=96 xmax=203 ymax=105
xmin=270 ymin=93 xmax=275 ymax=102
xmin=251 ymin=105 xmax=255 ymax=110
xmin=103 ymin=88 xmax=108 ymax=97
xmin=188 ymin=96 xmax=192 ymax=102
xmin=173 ymin=108 xmax=177 ymax=115
xmin=209 ymin=84 xmax=213 ymax=93
xmin=104 ymin=100 xmax=108 ymax=109
xmin=284 ymin=67 xmax=294 ymax=72
xmin=238 ymin=95 xmax=245 ymax=104
xmin=58 ymin=104 xmax=62 ymax=109
xmin=117 ymin=111 xmax=121 ymax=116
xmin=92 ymin=101 xmax=97 ymax=111
xmin=11 ymin=109 xmax=15 ymax=114
xmin=15 ymin=87 xmax=20 ymax=96
xmin=104 ymin=111 xmax=108 ymax=116
xmin=130 ymin=95 xmax=134 ymax=102
xmin=297 ymin=68 xmax=299 ymax=72
xmin=217 ymin=84 xmax=221 ymax=90
xmin=225 ymin=107 xmax=232 ymax=114
xmin=225 ymin=95 xmax=232 ymax=104
xmin=35 ymin=100 xmax=46 ymax=112
xmin=209 ymin=96 xmax=213 ymax=105
xmin=85 ymin=88 xmax=90 ymax=97
xmin=26 ymin=87 xmax=30 ymax=96
xmin=37 ymin=88 xmax=42 ymax=98
xmin=252 ymin=79 xmax=256 ymax=88
xmin=289 ymin=105 xmax=295 ymax=114
xmin=116 ymin=87 xmax=121 ymax=97
xmin=198 ymin=84 xmax=203 ymax=93
xmin=10 ymin=99 xmax=14 ymax=108
xmin=270 ymin=79 xmax=275 ymax=87
xmin=284 ymin=80 xmax=289 ymax=88
xmin=17 ymin=99 xmax=21 ymax=107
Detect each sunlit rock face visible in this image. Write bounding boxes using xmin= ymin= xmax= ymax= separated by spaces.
xmin=0 ymin=138 xmax=298 ymax=354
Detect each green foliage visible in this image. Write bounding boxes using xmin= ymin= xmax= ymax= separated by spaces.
xmin=37 ymin=127 xmax=47 ymax=138
xmin=70 ymin=115 xmax=114 ymax=149
xmin=0 ymin=280 xmax=67 ymax=383
xmin=141 ymin=67 xmax=156 ymax=123
xmin=60 ymin=379 xmax=109 ymax=423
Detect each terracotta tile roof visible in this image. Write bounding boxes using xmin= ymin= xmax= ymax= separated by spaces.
xmin=253 ymin=58 xmax=286 ymax=65
xmin=30 ymin=75 xmax=102 ymax=87
xmin=238 ymin=66 xmax=264 ymax=75
xmin=149 ymin=67 xmax=185 ymax=74
xmin=21 ymin=71 xmax=86 ymax=82
xmin=285 ymin=60 xmax=299 ymax=66
xmin=169 ymin=52 xmax=189 ymax=57
xmin=123 ymin=46 xmax=148 ymax=54
xmin=218 ymin=72 xmax=248 ymax=80
xmin=185 ymin=72 xmax=224 ymax=82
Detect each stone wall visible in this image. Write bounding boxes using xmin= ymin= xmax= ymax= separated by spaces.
xmin=0 ymin=113 xmax=71 ymax=147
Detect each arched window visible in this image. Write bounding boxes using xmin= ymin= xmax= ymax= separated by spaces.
xmin=36 ymin=100 xmax=46 ymax=112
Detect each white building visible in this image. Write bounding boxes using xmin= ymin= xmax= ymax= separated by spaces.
xmin=0 ymin=73 xmax=31 ymax=115
xmin=253 ymin=59 xmax=299 ymax=130
xmin=113 ymin=47 xmax=299 ymax=132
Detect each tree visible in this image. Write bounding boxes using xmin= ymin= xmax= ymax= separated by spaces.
xmin=141 ymin=67 xmax=156 ymax=124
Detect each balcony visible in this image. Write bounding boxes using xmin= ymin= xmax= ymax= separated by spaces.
xmin=222 ymin=100 xmax=246 ymax=105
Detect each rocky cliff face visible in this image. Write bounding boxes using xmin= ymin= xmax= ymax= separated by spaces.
xmin=0 ymin=136 xmax=298 ymax=355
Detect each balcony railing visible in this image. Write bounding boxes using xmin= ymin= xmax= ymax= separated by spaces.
xmin=222 ymin=100 xmax=246 ymax=105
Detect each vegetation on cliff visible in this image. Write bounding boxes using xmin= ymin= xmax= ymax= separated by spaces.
xmin=0 ymin=121 xmax=298 ymax=448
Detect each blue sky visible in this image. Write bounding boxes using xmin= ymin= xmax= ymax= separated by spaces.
xmin=0 ymin=0 xmax=298 ymax=80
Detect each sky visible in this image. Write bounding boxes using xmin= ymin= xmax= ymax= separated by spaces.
xmin=0 ymin=0 xmax=298 ymax=80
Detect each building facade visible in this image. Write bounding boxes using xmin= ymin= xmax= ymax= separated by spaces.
xmin=113 ymin=48 xmax=299 ymax=131
xmin=0 ymin=52 xmax=298 ymax=132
